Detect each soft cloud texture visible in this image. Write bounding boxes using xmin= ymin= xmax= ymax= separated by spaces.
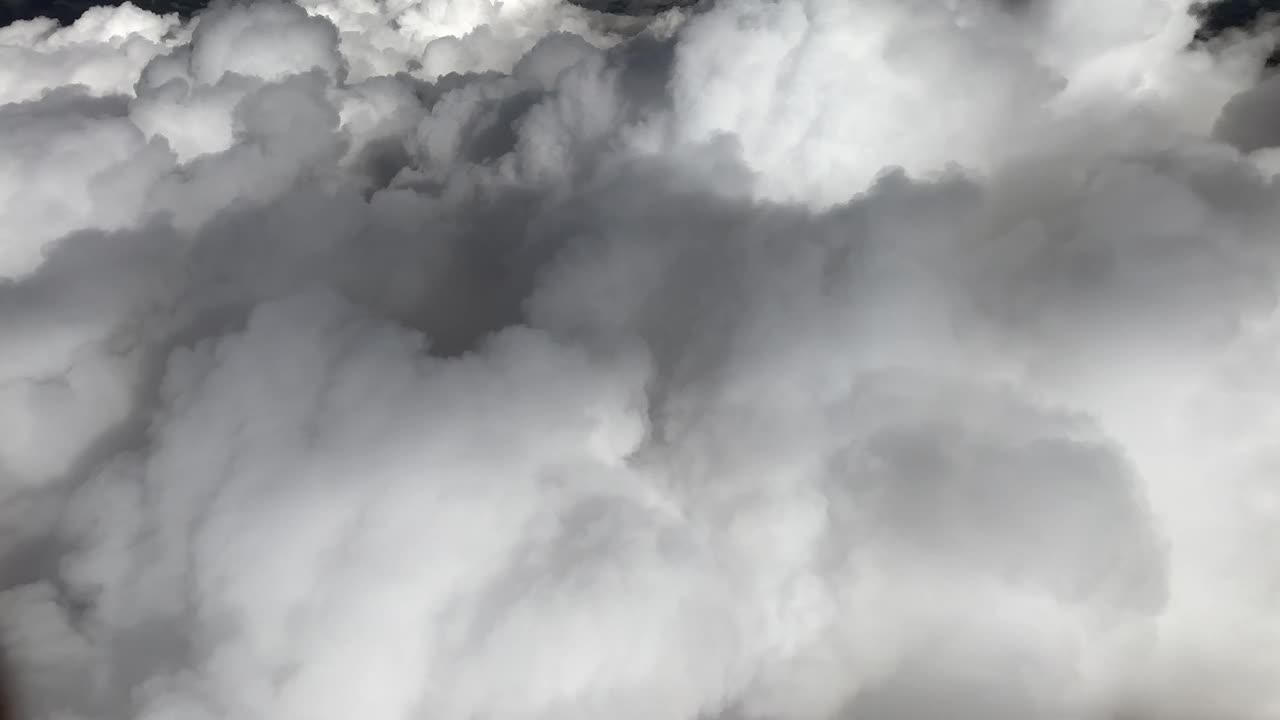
xmin=2 ymin=0 xmax=1280 ymax=719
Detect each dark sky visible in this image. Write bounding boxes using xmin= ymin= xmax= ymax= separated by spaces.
xmin=1 ymin=0 xmax=202 ymax=26
xmin=1193 ymin=0 xmax=1280 ymax=39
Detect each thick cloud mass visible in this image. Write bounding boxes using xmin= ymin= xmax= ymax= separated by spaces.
xmin=2 ymin=0 xmax=1280 ymax=718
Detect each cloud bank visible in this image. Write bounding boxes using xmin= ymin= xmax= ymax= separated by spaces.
xmin=2 ymin=0 xmax=1280 ymax=718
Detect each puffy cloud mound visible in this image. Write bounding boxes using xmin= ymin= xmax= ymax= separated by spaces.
xmin=2 ymin=0 xmax=1280 ymax=719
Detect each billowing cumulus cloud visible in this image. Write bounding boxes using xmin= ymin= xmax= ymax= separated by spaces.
xmin=1 ymin=0 xmax=1280 ymax=719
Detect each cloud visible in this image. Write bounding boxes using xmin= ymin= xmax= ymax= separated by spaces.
xmin=2 ymin=0 xmax=1280 ymax=719
xmin=0 ymin=3 xmax=182 ymax=104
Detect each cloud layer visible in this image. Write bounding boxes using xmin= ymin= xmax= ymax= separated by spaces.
xmin=2 ymin=0 xmax=1280 ymax=719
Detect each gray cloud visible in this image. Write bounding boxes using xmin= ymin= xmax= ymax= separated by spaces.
xmin=1 ymin=1 xmax=1279 ymax=719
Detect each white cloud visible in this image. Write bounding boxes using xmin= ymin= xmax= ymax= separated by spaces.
xmin=2 ymin=0 xmax=1280 ymax=719
xmin=0 ymin=3 xmax=182 ymax=104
